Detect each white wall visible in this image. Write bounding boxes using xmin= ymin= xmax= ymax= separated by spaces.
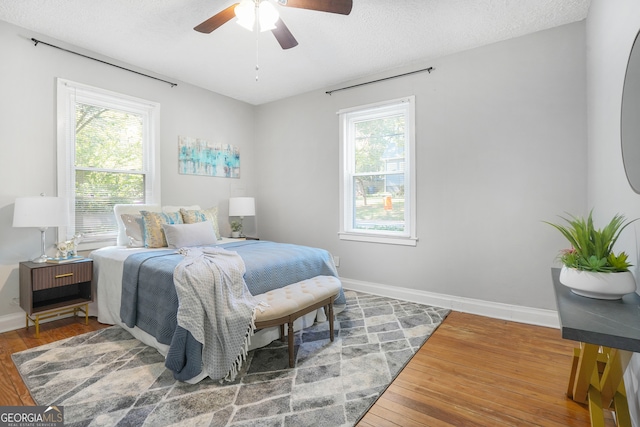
xmin=586 ymin=0 xmax=640 ymax=423
xmin=0 ymin=20 xmax=257 ymax=318
xmin=255 ymin=22 xmax=587 ymax=312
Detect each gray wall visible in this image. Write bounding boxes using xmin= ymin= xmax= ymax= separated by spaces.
xmin=0 ymin=20 xmax=257 ymax=317
xmin=255 ymin=22 xmax=587 ymax=311
xmin=587 ymin=0 xmax=640 ymax=422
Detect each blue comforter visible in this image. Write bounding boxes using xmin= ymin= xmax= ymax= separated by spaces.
xmin=120 ymin=240 xmax=344 ymax=381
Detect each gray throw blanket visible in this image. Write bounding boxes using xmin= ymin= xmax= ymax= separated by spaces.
xmin=173 ymin=247 xmax=265 ymax=381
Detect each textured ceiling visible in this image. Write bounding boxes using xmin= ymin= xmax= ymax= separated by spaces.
xmin=0 ymin=0 xmax=591 ymax=105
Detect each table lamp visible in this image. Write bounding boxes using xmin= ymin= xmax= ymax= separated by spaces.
xmin=13 ymin=196 xmax=69 ymax=263
xmin=229 ymin=197 xmax=255 ymax=237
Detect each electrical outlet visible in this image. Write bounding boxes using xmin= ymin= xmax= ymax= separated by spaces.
xmin=333 ymin=255 xmax=340 ymax=267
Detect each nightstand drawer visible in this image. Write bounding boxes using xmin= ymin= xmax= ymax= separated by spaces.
xmin=31 ymin=262 xmax=92 ymax=291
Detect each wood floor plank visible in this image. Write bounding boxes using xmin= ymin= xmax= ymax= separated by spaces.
xmin=393 ymin=364 xmax=590 ymax=426
xmin=411 ymin=337 xmax=573 ymax=391
xmin=381 ymin=384 xmax=495 ymax=427
xmin=423 ymin=331 xmax=574 ymax=378
xmin=399 ymin=358 xmax=587 ymax=419
xmin=0 ymin=350 xmax=33 ymax=406
xmin=434 ymin=317 xmax=576 ymax=359
xmin=0 ymin=350 xmax=22 ymax=406
xmin=374 ymin=395 xmax=457 ymax=427
xmin=0 ymin=329 xmax=34 ymax=406
xmin=358 ymin=411 xmax=402 ymax=427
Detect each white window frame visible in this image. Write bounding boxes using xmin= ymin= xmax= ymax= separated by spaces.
xmin=338 ymin=96 xmax=417 ymax=246
xmin=56 ymin=78 xmax=161 ymax=250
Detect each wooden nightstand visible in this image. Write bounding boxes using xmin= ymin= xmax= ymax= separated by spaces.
xmin=19 ymin=258 xmax=94 ymax=337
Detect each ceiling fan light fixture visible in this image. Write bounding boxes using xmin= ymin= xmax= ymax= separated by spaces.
xmin=258 ymin=1 xmax=279 ymax=32
xmin=235 ymin=0 xmax=279 ymax=33
xmin=235 ymin=0 xmax=256 ymax=31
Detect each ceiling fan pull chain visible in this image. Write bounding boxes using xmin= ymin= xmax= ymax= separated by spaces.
xmin=255 ymin=0 xmax=260 ymax=81
xmin=255 ymin=19 xmax=260 ymax=81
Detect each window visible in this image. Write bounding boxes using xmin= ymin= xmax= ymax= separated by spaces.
xmin=57 ymin=79 xmax=160 ymax=249
xmin=339 ymin=96 xmax=417 ymax=246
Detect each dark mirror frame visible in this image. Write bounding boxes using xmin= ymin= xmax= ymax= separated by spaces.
xmin=622 ymin=29 xmax=640 ymax=193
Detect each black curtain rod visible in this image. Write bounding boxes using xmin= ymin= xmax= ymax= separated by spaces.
xmin=31 ymin=38 xmax=178 ymax=88
xmin=326 ymin=66 xmax=434 ymax=95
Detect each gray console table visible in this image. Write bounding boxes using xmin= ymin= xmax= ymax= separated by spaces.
xmin=552 ymin=267 xmax=639 ymax=426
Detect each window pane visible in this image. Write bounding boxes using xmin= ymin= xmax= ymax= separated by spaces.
xmin=353 ymin=113 xmax=406 ymax=233
xmin=75 ymin=170 xmax=144 ymax=239
xmin=354 ymin=114 xmax=405 ymax=174
xmin=353 ymin=174 xmax=405 ymax=232
xmin=75 ymin=103 xmax=143 ymax=170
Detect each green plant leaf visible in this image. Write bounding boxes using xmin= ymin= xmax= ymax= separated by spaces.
xmin=544 ymin=210 xmax=638 ymax=272
xmin=583 ymin=255 xmax=607 ymax=271
xmin=607 ymin=252 xmax=633 ymax=272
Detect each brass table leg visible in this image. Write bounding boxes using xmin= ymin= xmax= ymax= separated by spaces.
xmin=568 ymin=343 xmax=632 ymax=427
xmin=25 ymin=303 xmax=90 ymax=338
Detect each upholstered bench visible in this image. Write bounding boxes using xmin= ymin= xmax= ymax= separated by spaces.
xmin=254 ymin=275 xmax=341 ymax=368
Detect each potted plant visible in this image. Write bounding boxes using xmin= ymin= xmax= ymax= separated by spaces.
xmin=544 ymin=210 xmax=638 ymax=299
xmin=230 ymin=220 xmax=242 ymax=238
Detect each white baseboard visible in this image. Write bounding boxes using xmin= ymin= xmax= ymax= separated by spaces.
xmin=0 ymin=312 xmax=28 ymax=334
xmin=341 ymin=277 xmax=560 ymax=329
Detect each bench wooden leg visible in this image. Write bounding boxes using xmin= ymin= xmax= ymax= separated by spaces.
xmin=288 ymin=321 xmax=295 ymax=368
xmin=328 ymin=301 xmax=335 ymax=342
xmin=280 ymin=324 xmax=285 ymax=342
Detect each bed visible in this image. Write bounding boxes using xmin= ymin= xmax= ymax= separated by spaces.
xmin=91 ymin=204 xmax=345 ymax=383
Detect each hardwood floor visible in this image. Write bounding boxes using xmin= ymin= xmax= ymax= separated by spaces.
xmin=0 ymin=311 xmax=609 ymax=426
xmin=358 ymin=311 xmax=613 ymax=427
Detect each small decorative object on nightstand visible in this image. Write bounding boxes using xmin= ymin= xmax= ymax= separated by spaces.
xmin=230 ymin=220 xmax=242 ymax=238
xmin=19 ymin=258 xmax=94 ymax=337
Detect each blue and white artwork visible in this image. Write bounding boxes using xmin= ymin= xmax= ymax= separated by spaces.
xmin=178 ymin=136 xmax=240 ymax=178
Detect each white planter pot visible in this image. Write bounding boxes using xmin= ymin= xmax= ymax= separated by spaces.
xmin=559 ymin=266 xmax=637 ymax=300
xmin=231 ymin=231 xmax=240 ymax=238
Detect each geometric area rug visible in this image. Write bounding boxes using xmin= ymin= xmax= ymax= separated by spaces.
xmin=12 ymin=290 xmax=450 ymax=427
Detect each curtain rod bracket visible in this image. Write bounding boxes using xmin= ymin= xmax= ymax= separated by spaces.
xmin=30 ymin=38 xmax=178 ymax=88
xmin=326 ymin=66 xmax=434 ymax=95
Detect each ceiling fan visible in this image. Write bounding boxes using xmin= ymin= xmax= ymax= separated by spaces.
xmin=194 ymin=0 xmax=353 ymax=50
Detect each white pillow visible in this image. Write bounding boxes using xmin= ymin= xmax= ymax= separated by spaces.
xmin=162 ymin=221 xmax=218 ymax=248
xmin=120 ymin=213 xmax=145 ymax=247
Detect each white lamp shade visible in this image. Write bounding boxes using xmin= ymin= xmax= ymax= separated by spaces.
xmin=229 ymin=197 xmax=256 ymax=217
xmin=258 ymin=1 xmax=279 ymax=31
xmin=235 ymin=0 xmax=279 ymax=32
xmin=235 ymin=0 xmax=255 ymax=31
xmin=13 ymin=196 xmax=69 ymax=228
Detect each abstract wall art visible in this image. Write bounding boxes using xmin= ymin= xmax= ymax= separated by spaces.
xmin=178 ymin=136 xmax=240 ymax=178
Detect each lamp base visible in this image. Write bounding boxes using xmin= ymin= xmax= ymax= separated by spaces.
xmin=32 ymin=255 xmax=49 ymax=264
xmin=33 ymin=228 xmax=49 ymax=263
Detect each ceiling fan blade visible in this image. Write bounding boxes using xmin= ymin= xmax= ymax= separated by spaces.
xmin=194 ymin=3 xmax=239 ymax=33
xmin=272 ymin=18 xmax=298 ymax=49
xmin=279 ymin=0 xmax=353 ymax=15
